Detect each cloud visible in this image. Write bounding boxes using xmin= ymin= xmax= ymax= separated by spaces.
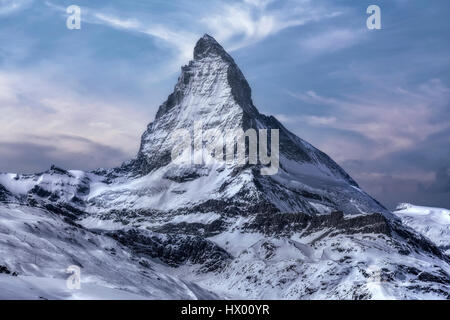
xmin=45 ymin=1 xmax=198 ymax=71
xmin=343 ymin=161 xmax=450 ymax=210
xmin=337 ymin=124 xmax=450 ymax=209
xmin=275 ymin=113 xmax=336 ymax=125
xmin=0 ymin=138 xmax=127 ymax=174
xmin=427 ymin=166 xmax=450 ymax=193
xmin=280 ymin=76 xmax=450 ymax=209
xmin=0 ymin=0 xmax=32 ymax=15
xmin=287 ymin=78 xmax=450 ymax=160
xmin=89 ymin=13 xmax=198 ymax=69
xmin=298 ymin=28 xmax=364 ymax=55
xmin=0 ymin=71 xmax=150 ymax=172
xmin=45 ymin=0 xmax=343 ymax=70
xmin=202 ymin=0 xmax=342 ymax=51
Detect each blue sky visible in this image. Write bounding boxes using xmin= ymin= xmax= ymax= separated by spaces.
xmin=0 ymin=0 xmax=449 ymax=209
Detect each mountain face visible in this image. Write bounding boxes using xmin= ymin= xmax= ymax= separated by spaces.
xmin=0 ymin=35 xmax=449 ymax=299
xmin=113 ymin=34 xmax=386 ymax=216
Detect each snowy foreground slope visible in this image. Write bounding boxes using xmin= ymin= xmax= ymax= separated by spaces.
xmin=0 ymin=201 xmax=448 ymax=299
xmin=0 ymin=204 xmax=217 ymax=299
xmin=0 ymin=35 xmax=449 ymax=299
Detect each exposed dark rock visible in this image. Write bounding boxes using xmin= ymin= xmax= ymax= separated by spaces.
xmin=244 ymin=211 xmax=391 ymax=236
xmin=76 ymin=185 xmax=90 ymax=196
xmin=28 ymin=185 xmax=53 ymax=199
xmin=188 ymin=199 xmax=279 ymax=216
xmin=49 ymin=165 xmax=73 ymax=177
xmin=0 ymin=184 xmax=12 ymax=202
xmin=43 ymin=203 xmax=86 ymax=221
xmin=152 ymin=219 xmax=226 ymax=237
xmin=391 ymin=221 xmax=448 ymax=260
xmin=0 ymin=265 xmax=18 ymax=276
xmin=163 ymin=165 xmax=209 ymax=183
xmin=109 ymin=229 xmax=232 ymax=272
xmin=406 ymin=285 xmax=450 ymax=299
xmin=397 ymin=265 xmax=450 ymax=290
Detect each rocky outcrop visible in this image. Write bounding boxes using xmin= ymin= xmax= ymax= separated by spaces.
xmin=109 ymin=229 xmax=232 ymax=272
xmin=244 ymin=211 xmax=391 ymax=236
xmin=0 ymin=184 xmax=11 ymax=203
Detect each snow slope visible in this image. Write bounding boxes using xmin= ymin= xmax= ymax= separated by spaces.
xmin=0 ymin=275 xmax=148 ymax=300
xmin=0 ymin=204 xmax=217 ymax=299
xmin=394 ymin=203 xmax=450 ymax=255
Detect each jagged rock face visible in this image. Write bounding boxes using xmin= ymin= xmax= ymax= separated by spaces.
xmin=109 ymin=229 xmax=232 ymax=272
xmin=133 ymin=35 xmax=346 ymax=177
xmin=131 ymin=34 xmax=258 ymax=175
xmin=0 ymin=184 xmax=12 ymax=202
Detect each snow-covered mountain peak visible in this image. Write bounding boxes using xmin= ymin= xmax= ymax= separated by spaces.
xmin=154 ymin=34 xmax=255 ymax=121
xmin=194 ymin=34 xmax=232 ymax=61
xmin=134 ymin=35 xmax=260 ymax=174
xmin=113 ymin=35 xmax=389 ymax=215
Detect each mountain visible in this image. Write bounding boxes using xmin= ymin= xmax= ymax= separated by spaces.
xmin=0 ymin=34 xmax=449 ymax=299
xmin=394 ymin=203 xmax=450 ymax=256
xmin=101 ymin=34 xmax=387 ymax=217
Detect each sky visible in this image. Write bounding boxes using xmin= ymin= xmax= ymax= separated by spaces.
xmin=0 ymin=0 xmax=449 ymax=209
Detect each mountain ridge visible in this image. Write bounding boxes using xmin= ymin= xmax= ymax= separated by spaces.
xmin=113 ymin=34 xmax=385 ymax=216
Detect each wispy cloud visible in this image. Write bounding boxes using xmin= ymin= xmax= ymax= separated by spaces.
xmin=284 ymin=79 xmax=450 ymax=209
xmin=0 ymin=0 xmax=32 ymax=15
xmin=287 ymin=78 xmax=450 ymax=160
xmin=45 ymin=1 xmax=198 ymax=71
xmin=0 ymin=70 xmax=151 ymax=171
xmin=202 ymin=0 xmax=342 ymax=51
xmin=298 ymin=28 xmax=364 ymax=55
xmin=45 ymin=0 xmax=343 ymax=69
xmin=93 ymin=13 xmax=198 ymax=69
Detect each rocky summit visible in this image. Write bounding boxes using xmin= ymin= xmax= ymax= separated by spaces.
xmin=0 ymin=35 xmax=449 ymax=299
